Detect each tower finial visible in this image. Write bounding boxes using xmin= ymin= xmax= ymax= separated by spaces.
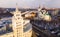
xmin=38 ymin=5 xmax=42 ymax=11
xmin=16 ymin=3 xmax=19 ymax=12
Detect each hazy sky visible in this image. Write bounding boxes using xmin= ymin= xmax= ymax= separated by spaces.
xmin=0 ymin=0 xmax=60 ymax=8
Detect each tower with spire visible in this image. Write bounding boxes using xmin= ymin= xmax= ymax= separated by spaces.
xmin=12 ymin=3 xmax=32 ymax=37
xmin=12 ymin=3 xmax=24 ymax=37
xmin=0 ymin=2 xmax=32 ymax=37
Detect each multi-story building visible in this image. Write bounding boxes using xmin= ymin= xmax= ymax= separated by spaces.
xmin=0 ymin=5 xmax=32 ymax=37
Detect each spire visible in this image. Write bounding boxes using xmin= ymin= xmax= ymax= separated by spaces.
xmin=38 ymin=5 xmax=42 ymax=11
xmin=16 ymin=3 xmax=19 ymax=12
